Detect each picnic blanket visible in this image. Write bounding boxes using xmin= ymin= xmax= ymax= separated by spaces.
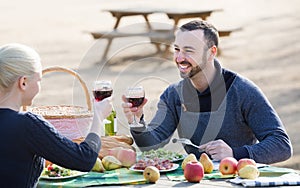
xmin=38 ymin=168 xmax=146 ymax=188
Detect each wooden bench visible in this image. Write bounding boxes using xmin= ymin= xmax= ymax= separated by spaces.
xmin=218 ymin=27 xmax=242 ymax=37
xmin=90 ymin=27 xmax=241 ymax=61
xmin=90 ymin=30 xmax=175 ymax=61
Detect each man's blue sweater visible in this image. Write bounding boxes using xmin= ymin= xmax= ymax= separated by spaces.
xmin=131 ymin=60 xmax=292 ymax=164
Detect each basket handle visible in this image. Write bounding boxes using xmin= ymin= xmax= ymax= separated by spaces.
xmin=23 ymin=66 xmax=92 ymax=111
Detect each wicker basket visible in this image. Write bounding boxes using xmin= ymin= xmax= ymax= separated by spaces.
xmin=24 ymin=66 xmax=93 ymax=140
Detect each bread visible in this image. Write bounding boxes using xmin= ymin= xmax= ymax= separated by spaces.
xmin=72 ymin=135 xmax=135 ymax=159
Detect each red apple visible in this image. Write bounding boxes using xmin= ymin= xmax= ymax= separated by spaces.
xmin=106 ymin=147 xmax=136 ymax=167
xmin=116 ymin=148 xmax=136 ymax=167
xmin=184 ymin=161 xmax=204 ymax=183
xmin=219 ymin=157 xmax=238 ymax=175
xmin=237 ymin=158 xmax=256 ymax=172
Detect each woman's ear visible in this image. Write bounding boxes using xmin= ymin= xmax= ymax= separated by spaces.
xmin=18 ymin=76 xmax=27 ymax=90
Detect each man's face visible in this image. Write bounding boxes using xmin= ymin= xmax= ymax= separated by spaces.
xmin=173 ymin=30 xmax=209 ymax=78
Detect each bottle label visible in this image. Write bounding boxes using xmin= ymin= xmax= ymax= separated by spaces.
xmin=114 ymin=118 xmax=117 ymax=133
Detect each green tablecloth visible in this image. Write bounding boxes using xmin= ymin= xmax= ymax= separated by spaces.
xmin=38 ymin=168 xmax=146 ymax=188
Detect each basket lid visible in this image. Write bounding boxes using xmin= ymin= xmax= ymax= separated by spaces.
xmin=28 ymin=105 xmax=92 ymax=119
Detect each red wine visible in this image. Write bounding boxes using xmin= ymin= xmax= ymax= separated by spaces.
xmin=126 ymin=97 xmax=144 ymax=107
xmin=93 ymin=89 xmax=113 ymax=101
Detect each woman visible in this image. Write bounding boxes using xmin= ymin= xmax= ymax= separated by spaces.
xmin=0 ymin=43 xmax=112 ymax=187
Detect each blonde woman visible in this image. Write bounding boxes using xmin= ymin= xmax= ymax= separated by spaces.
xmin=0 ymin=43 xmax=112 ymax=188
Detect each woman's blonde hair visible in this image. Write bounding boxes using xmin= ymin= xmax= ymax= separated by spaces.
xmin=0 ymin=43 xmax=41 ymax=92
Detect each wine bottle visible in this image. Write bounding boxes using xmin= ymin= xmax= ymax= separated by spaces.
xmin=105 ymin=110 xmax=117 ymax=136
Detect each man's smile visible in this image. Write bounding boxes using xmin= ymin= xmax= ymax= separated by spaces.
xmin=178 ymin=61 xmax=192 ymax=73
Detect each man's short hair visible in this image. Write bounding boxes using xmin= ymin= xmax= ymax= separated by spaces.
xmin=180 ymin=20 xmax=219 ymax=48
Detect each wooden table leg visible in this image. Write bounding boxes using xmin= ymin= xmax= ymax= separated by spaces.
xmin=143 ymin=15 xmax=152 ymax=30
xmin=173 ymin=18 xmax=180 ymax=29
xmin=113 ymin=16 xmax=122 ymax=29
xmin=102 ymin=38 xmax=113 ymax=61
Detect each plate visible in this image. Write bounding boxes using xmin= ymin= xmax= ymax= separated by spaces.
xmin=137 ymin=149 xmax=186 ymax=162
xmin=171 ymin=154 xmax=187 ymax=162
xmin=39 ymin=171 xmax=88 ymax=180
xmin=129 ymin=163 xmax=179 ymax=173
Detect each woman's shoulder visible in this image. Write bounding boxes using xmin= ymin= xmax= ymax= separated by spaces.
xmin=20 ymin=111 xmax=48 ymax=126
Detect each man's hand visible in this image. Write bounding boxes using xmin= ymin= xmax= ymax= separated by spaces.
xmin=199 ymin=139 xmax=233 ymax=161
xmin=121 ymin=95 xmax=147 ymax=124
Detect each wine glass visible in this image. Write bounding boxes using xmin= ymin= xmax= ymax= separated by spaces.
xmin=92 ymin=80 xmax=113 ymax=101
xmin=125 ymin=86 xmax=145 ymax=127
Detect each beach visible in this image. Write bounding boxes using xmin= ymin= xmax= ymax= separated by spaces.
xmin=1 ymin=0 xmax=300 ymax=169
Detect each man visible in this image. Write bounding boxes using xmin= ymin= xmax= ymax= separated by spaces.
xmin=121 ymin=20 xmax=292 ymax=164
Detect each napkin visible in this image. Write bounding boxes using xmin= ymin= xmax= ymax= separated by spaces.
xmin=38 ymin=168 xmax=146 ymax=188
xmin=229 ymin=173 xmax=300 ymax=187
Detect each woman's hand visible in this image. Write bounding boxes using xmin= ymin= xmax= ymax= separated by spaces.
xmin=121 ymin=95 xmax=147 ymax=124
xmin=93 ymin=97 xmax=113 ymax=122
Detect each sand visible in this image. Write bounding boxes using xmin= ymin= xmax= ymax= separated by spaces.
xmin=1 ymin=0 xmax=300 ymax=169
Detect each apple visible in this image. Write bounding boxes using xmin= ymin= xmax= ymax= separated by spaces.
xmin=143 ymin=166 xmax=160 ymax=183
xmin=219 ymin=157 xmax=238 ymax=175
xmin=184 ymin=161 xmax=204 ymax=183
xmin=237 ymin=158 xmax=256 ymax=172
xmin=106 ymin=147 xmax=136 ymax=167
xmin=238 ymin=165 xmax=259 ymax=179
xmin=116 ymin=148 xmax=136 ymax=167
xmin=181 ymin=153 xmax=198 ymax=170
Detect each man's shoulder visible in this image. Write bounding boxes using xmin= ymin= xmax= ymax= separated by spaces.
xmin=232 ymin=73 xmax=259 ymax=89
xmin=228 ymin=73 xmax=265 ymax=100
xmin=160 ymin=80 xmax=185 ymax=100
xmin=164 ymin=79 xmax=183 ymax=90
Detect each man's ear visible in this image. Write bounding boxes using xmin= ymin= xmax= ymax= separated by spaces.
xmin=211 ymin=46 xmax=217 ymax=55
xmin=18 ymin=76 xmax=27 ymax=90
xmin=208 ymin=45 xmax=217 ymax=61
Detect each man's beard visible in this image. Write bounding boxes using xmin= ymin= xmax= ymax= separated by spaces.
xmin=178 ymin=50 xmax=209 ymax=78
xmin=180 ymin=64 xmax=202 ymax=78
xmin=179 ymin=60 xmax=206 ymax=79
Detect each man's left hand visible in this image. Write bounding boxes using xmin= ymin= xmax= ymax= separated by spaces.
xmin=199 ymin=139 xmax=233 ymax=161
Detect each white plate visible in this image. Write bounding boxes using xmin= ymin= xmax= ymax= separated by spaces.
xmin=137 ymin=152 xmax=186 ymax=162
xmin=39 ymin=171 xmax=88 ymax=180
xmin=129 ymin=163 xmax=179 ymax=173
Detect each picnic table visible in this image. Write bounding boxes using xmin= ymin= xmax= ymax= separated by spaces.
xmin=105 ymin=8 xmax=222 ymax=30
xmin=91 ymin=7 xmax=241 ymax=60
xmin=90 ymin=7 xmax=240 ymax=61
